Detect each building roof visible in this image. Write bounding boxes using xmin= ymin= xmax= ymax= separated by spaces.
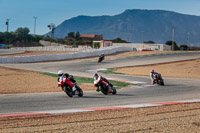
xmin=80 ymin=34 xmax=96 ymax=38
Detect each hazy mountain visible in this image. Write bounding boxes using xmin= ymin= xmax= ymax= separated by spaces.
xmin=49 ymin=9 xmax=200 ymax=46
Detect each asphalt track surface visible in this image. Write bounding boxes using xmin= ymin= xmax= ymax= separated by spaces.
xmin=0 ymin=52 xmax=200 ymax=114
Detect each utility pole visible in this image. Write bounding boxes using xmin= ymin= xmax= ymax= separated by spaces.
xmin=33 ymin=16 xmax=37 ymax=35
xmin=172 ymin=27 xmax=175 ymax=51
xmin=5 ymin=19 xmax=10 ymax=32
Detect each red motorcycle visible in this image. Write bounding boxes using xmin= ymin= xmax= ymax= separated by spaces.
xmin=58 ymin=76 xmax=83 ymax=97
xmin=94 ymin=76 xmax=117 ymax=95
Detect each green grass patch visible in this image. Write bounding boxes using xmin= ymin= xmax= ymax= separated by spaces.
xmin=99 ymin=68 xmax=124 ymax=75
xmin=108 ymin=80 xmax=136 ymax=89
xmin=41 ymin=72 xmax=58 ymax=78
xmin=41 ymin=72 xmax=93 ymax=83
xmin=40 ymin=72 xmax=136 ymax=89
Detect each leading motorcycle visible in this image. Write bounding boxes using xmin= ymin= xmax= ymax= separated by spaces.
xmin=94 ymin=76 xmax=117 ymax=95
xmin=58 ymin=76 xmax=83 ymax=97
xmin=98 ymin=54 xmax=105 ymax=62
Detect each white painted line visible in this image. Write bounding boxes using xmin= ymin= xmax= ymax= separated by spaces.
xmin=96 ymin=68 xmax=107 ymax=71
xmin=177 ymin=99 xmax=200 ymax=103
xmin=87 ymin=70 xmax=98 ymax=73
xmin=116 ymin=104 xmax=161 ymax=108
xmin=142 ymin=84 xmax=154 ymax=87
xmin=34 ymin=109 xmax=94 ymax=114
xmin=130 ymin=81 xmax=147 ymax=84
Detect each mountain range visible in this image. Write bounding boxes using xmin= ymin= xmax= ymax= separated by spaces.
xmin=50 ymin=9 xmax=200 ymax=46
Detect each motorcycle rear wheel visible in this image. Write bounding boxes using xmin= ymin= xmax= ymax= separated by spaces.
xmin=76 ymin=86 xmax=84 ymax=97
xmin=112 ymin=87 xmax=117 ymax=95
xmin=100 ymin=86 xmax=108 ymax=95
xmin=64 ymin=86 xmax=73 ymax=97
xmin=160 ymin=79 xmax=164 ymax=86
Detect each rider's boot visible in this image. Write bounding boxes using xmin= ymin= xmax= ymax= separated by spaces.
xmin=107 ymin=85 xmax=113 ymax=93
xmin=96 ymin=87 xmax=100 ymax=92
xmin=72 ymin=86 xmax=76 ymax=93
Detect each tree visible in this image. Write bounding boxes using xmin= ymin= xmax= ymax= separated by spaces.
xmin=67 ymin=32 xmax=75 ymax=38
xmin=92 ymin=42 xmax=100 ymax=48
xmin=144 ymin=41 xmax=155 ymax=44
xmin=180 ymin=45 xmax=188 ymax=51
xmin=0 ymin=32 xmax=16 ymax=44
xmin=75 ymin=32 xmax=80 ymax=40
xmin=15 ymin=27 xmax=31 ymax=42
xmin=56 ymin=38 xmax=65 ymax=44
xmin=0 ymin=27 xmax=43 ymax=47
xmin=15 ymin=27 xmax=30 ymax=36
xmin=113 ymin=38 xmax=128 ymax=43
xmin=165 ymin=41 xmax=180 ymax=50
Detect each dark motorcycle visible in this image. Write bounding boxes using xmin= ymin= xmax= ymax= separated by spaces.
xmin=98 ymin=54 xmax=105 ymax=62
xmin=58 ymin=75 xmax=83 ymax=97
xmin=94 ymin=76 xmax=117 ymax=95
xmin=153 ymin=73 xmax=164 ymax=86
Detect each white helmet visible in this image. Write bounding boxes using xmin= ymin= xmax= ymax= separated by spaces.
xmin=58 ymin=70 xmax=64 ymax=76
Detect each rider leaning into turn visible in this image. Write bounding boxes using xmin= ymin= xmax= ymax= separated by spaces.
xmin=150 ymin=69 xmax=161 ymax=84
xmin=57 ymin=70 xmax=77 ymax=91
xmin=93 ymin=73 xmax=113 ymax=92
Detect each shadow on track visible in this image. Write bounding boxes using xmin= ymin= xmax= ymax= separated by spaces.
xmin=78 ymin=96 xmax=105 ymax=99
xmin=114 ymin=94 xmax=135 ymax=97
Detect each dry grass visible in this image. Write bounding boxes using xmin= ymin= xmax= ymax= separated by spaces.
xmin=0 ymin=67 xmax=94 ymax=94
xmin=114 ymin=58 xmax=200 ymax=79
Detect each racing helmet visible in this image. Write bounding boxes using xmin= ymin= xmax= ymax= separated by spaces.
xmin=151 ymin=69 xmax=154 ymax=73
xmin=58 ymin=70 xmax=64 ymax=76
xmin=93 ymin=73 xmax=99 ymax=78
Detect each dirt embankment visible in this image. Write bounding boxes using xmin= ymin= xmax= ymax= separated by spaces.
xmin=0 ymin=102 xmax=200 ymax=132
xmin=114 ymin=58 xmax=200 ymax=79
xmin=0 ymin=67 xmax=94 ymax=94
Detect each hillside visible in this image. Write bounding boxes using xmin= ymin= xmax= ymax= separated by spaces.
xmin=48 ymin=9 xmax=200 ymax=46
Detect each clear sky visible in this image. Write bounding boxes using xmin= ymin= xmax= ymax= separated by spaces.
xmin=0 ymin=0 xmax=200 ymax=35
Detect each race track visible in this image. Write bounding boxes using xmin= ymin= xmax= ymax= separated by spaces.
xmin=0 ymin=52 xmax=200 ymax=114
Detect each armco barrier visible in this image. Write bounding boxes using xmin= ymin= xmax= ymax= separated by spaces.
xmin=0 ymin=46 xmax=132 ymax=63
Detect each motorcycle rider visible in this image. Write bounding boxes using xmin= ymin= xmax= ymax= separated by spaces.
xmin=93 ymin=73 xmax=113 ymax=92
xmin=150 ymin=69 xmax=162 ymax=84
xmin=98 ymin=53 xmax=105 ymax=62
xmin=100 ymin=53 xmax=105 ymax=59
xmin=57 ymin=70 xmax=76 ymax=91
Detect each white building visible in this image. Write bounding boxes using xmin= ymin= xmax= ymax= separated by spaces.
xmin=112 ymin=43 xmax=171 ymax=51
